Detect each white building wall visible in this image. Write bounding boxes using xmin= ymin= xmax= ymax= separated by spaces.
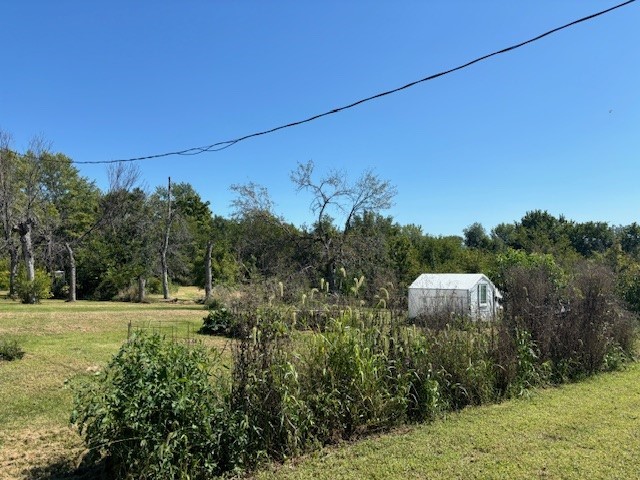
xmin=408 ymin=288 xmax=468 ymax=318
xmin=469 ymin=279 xmax=495 ymax=320
xmin=408 ymin=279 xmax=497 ymax=320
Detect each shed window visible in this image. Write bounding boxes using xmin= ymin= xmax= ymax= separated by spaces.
xmin=479 ymin=284 xmax=488 ymax=305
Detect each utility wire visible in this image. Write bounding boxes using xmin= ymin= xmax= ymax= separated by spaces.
xmin=7 ymin=0 xmax=636 ymax=165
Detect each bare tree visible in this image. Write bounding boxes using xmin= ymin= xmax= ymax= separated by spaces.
xmin=291 ymin=160 xmax=395 ymax=232
xmin=107 ymin=161 xmax=140 ymax=193
xmin=290 ymin=160 xmax=396 ymax=291
xmin=230 ymin=181 xmax=274 ymax=218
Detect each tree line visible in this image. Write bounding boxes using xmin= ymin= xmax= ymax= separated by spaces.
xmin=1 ymin=132 xmax=639 ymax=312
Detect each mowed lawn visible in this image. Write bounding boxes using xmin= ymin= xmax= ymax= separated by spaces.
xmin=1 ymin=293 xmax=639 ymax=480
xmin=0 ymin=290 xmax=231 ymax=480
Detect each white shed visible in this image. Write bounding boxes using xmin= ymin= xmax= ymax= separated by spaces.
xmin=408 ymin=273 xmax=500 ymax=320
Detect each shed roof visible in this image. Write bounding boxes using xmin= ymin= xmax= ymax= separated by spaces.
xmin=409 ymin=273 xmax=491 ymax=291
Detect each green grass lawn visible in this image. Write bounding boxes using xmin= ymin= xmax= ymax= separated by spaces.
xmin=1 ymin=294 xmax=639 ymax=480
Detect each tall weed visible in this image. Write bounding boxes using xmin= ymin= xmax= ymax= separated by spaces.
xmin=229 ymin=308 xmax=314 ymax=467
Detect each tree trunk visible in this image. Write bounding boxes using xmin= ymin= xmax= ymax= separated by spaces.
xmin=204 ymin=241 xmax=213 ymax=302
xmin=46 ymin=232 xmax=54 ymax=276
xmin=8 ymin=244 xmax=18 ymax=298
xmin=161 ymin=177 xmax=172 ymax=300
xmin=137 ymin=276 xmax=146 ymax=303
xmin=65 ymin=242 xmax=76 ymax=302
xmin=161 ymin=252 xmax=169 ymax=300
xmin=17 ymin=219 xmax=36 ymax=303
xmin=325 ymin=258 xmax=337 ymax=294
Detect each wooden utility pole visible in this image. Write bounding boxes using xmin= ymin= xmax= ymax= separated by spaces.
xmin=161 ymin=177 xmax=172 ymax=299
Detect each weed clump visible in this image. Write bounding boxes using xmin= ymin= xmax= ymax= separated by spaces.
xmin=0 ymin=338 xmax=25 ymax=361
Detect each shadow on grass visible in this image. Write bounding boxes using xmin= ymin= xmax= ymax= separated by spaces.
xmin=24 ymin=452 xmax=112 ymax=480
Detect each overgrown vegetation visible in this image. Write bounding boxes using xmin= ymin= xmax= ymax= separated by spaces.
xmin=72 ymin=260 xmax=636 ymax=478
xmin=255 ymin=362 xmax=640 ymax=480
xmin=500 ymin=261 xmax=635 ymax=382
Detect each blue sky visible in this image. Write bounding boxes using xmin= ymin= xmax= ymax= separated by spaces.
xmin=2 ymin=1 xmax=638 ymax=236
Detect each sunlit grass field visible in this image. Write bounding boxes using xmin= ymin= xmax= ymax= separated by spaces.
xmin=1 ymin=289 xmax=639 ymax=479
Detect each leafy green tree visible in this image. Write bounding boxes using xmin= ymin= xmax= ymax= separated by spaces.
xmin=491 ymin=222 xmax=519 ymax=251
xmin=388 ymin=227 xmax=422 ymax=288
xmin=569 ymin=221 xmax=614 ymax=257
xmin=0 ymin=133 xmax=99 ymax=302
xmin=171 ymin=183 xmax=222 ymax=298
xmin=230 ymin=181 xmax=305 ymax=288
xmin=516 ymin=210 xmax=571 ymax=253
xmin=618 ymin=222 xmax=640 ymax=258
xmin=463 ymin=222 xmax=492 ymax=250
xmin=6 ymin=137 xmax=69 ymax=303
xmin=490 ymin=247 xmax=565 ymax=292
xmin=0 ymin=131 xmax=21 ymax=296
xmin=419 ymin=235 xmax=465 ymax=272
xmin=342 ymin=212 xmax=398 ymax=300
xmin=150 ymin=178 xmax=177 ymax=299
xmin=38 ymin=151 xmax=99 ymax=300
xmin=87 ymin=165 xmax=153 ymax=302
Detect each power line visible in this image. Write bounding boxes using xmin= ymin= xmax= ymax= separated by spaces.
xmin=8 ymin=0 xmax=637 ymax=165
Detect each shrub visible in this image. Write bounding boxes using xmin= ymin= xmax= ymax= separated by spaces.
xmin=382 ymin=324 xmax=441 ymax=422
xmin=0 ymin=257 xmax=10 ymax=291
xmin=199 ymin=299 xmax=238 ymax=337
xmin=505 ymin=328 xmax=551 ymax=398
xmin=51 ymin=272 xmax=69 ymax=299
xmin=501 ymin=261 xmax=635 ymax=381
xmin=146 ymin=276 xmax=179 ymax=295
xmin=0 ymin=338 xmax=25 ymax=361
xmin=616 ymin=262 xmax=640 ymax=313
xmin=491 ymin=248 xmax=566 ymax=292
xmin=146 ymin=276 xmax=162 ymax=294
xmin=15 ymin=268 xmax=52 ymax=304
xmin=71 ymin=332 xmax=231 ymax=479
